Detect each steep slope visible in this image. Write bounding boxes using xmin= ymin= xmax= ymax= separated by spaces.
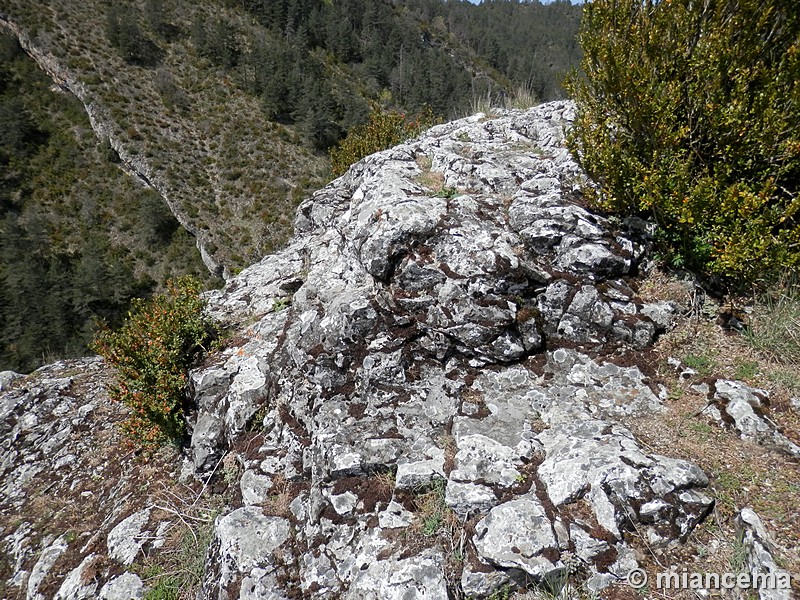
xmin=0 ymin=31 xmax=214 ymax=373
xmin=3 ymin=104 xmax=796 ymax=599
xmin=0 ymin=2 xmax=330 ymax=278
xmin=0 ymin=0 xmax=582 ymax=279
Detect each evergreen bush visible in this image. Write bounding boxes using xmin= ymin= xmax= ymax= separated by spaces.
xmin=93 ymin=277 xmax=216 ymax=448
xmin=329 ymin=105 xmax=437 ymax=177
xmin=566 ymin=0 xmax=800 ymax=283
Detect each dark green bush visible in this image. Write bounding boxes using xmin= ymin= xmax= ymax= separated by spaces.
xmin=566 ymin=0 xmax=800 ymax=283
xmin=329 ymin=105 xmax=437 ymax=177
xmin=93 ymin=277 xmax=216 ymax=448
xmin=105 ymin=3 xmax=162 ymax=67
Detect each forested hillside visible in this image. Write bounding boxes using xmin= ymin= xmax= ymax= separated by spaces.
xmin=0 ymin=32 xmax=215 ymax=372
xmin=0 ymin=0 xmax=582 ymax=372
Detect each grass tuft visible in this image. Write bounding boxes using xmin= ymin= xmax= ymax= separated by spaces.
xmin=746 ymin=277 xmax=800 ymax=365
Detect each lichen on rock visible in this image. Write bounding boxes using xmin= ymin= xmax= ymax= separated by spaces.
xmin=187 ymin=102 xmax=713 ymax=598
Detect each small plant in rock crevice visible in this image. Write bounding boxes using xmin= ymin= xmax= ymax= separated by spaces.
xmin=132 ymin=492 xmax=221 ymax=600
xmin=682 ymin=353 xmax=715 ymax=376
xmin=93 ymin=276 xmax=217 ymax=449
xmin=412 ymin=478 xmax=464 ymax=563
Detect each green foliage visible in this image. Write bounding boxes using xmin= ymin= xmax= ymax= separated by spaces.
xmin=485 ymin=586 xmax=513 ymax=600
xmin=105 ymin=3 xmax=162 ymax=67
xmin=236 ymin=0 xmax=580 ymax=150
xmin=192 ymin=16 xmax=240 ymax=69
xmin=682 ymin=353 xmax=715 ymax=376
xmin=0 ymin=32 xmax=214 ymax=373
xmin=133 ymin=499 xmax=219 ymax=600
xmin=413 ymin=478 xmax=450 ymax=537
xmin=329 ymin=105 xmax=437 ymax=176
xmin=434 ymin=187 xmax=458 ymax=199
xmin=93 ymin=277 xmax=216 ymax=448
xmin=733 ymin=360 xmax=759 ymax=381
xmin=567 ymin=0 xmax=800 ymax=283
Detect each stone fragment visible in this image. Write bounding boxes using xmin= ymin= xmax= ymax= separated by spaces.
xmin=473 ymin=496 xmax=559 ymax=578
xmin=98 ymin=572 xmax=145 ymax=599
xmin=395 ymin=450 xmax=446 ymax=490
xmin=27 ymin=535 xmax=69 ymax=600
xmin=240 ymin=469 xmax=274 ymax=505
xmin=378 ymin=500 xmax=414 ymax=529
xmin=736 ymin=509 xmax=792 ymax=600
xmin=55 ymin=554 xmax=99 ymax=599
xmin=214 ymin=507 xmax=290 ymax=573
xmin=536 ymin=420 xmax=711 ymax=543
xmin=707 ymin=380 xmax=800 ymax=457
xmin=0 ymin=370 xmax=22 ymax=391
xmin=460 ymin=561 xmax=512 ymax=600
xmin=445 ymin=480 xmax=498 ymax=520
xmin=345 ymin=550 xmax=448 ymax=600
xmin=107 ymin=509 xmax=151 ymax=566
xmin=449 ymin=434 xmax=523 ymax=487
xmin=639 ymin=301 xmax=677 ymax=330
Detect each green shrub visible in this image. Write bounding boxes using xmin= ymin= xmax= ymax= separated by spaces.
xmin=329 ymin=105 xmax=437 ymax=177
xmin=566 ymin=0 xmax=800 ymax=284
xmin=93 ymin=277 xmax=216 ymax=448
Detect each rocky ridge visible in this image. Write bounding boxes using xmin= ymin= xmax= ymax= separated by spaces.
xmin=191 ymin=102 xmax=707 ymax=598
xmin=0 ymin=14 xmax=221 ymax=277
xmin=1 ymin=102 xmax=795 ymax=599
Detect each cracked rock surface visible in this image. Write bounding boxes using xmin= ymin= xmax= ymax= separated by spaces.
xmin=189 ymin=102 xmax=713 ymax=598
xmin=0 ymin=359 xmax=182 ymax=600
xmin=6 ymin=102 xmax=800 ymax=599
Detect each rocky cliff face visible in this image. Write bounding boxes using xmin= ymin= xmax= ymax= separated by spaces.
xmin=2 ymin=102 xmax=794 ymax=599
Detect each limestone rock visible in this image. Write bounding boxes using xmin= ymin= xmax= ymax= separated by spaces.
xmin=706 ymin=380 xmax=800 ymax=457
xmin=202 ymin=507 xmax=291 ymax=599
xmin=184 ymin=102 xmax=714 ymax=599
xmin=98 ymin=573 xmax=145 ymax=600
xmin=473 ymin=496 xmax=559 ymax=578
xmin=54 ymin=554 xmax=99 ymax=599
xmin=2 ymin=102 xmax=723 ymax=599
xmin=345 ymin=550 xmax=449 ymax=600
xmin=0 ymin=358 xmax=182 ymax=599
xmin=736 ymin=509 xmax=793 ymax=600
xmin=107 ymin=509 xmax=152 ymax=566
xmin=0 ymin=370 xmax=22 ymax=391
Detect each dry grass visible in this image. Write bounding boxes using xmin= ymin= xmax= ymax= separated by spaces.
xmin=412 ymin=479 xmax=457 ymax=538
xmin=746 ymin=277 xmax=800 ymax=366
xmin=133 ymin=483 xmax=223 ymax=600
xmin=505 ymin=84 xmax=539 ymax=111
xmin=262 ymin=473 xmax=294 ymax=518
xmin=415 ymin=155 xmax=447 ymax=194
xmin=373 ymin=470 xmax=397 ymax=499
xmin=615 ymin=267 xmax=800 ymax=599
